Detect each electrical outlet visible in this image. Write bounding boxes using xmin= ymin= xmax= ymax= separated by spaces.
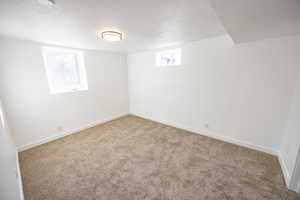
xmin=57 ymin=126 xmax=63 ymax=131
xmin=204 ymin=123 xmax=209 ymax=129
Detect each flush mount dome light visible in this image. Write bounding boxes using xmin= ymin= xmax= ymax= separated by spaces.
xmin=101 ymin=31 xmax=123 ymax=41
xmin=37 ymin=0 xmax=55 ymax=6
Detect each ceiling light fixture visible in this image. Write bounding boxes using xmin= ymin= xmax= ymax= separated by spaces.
xmin=101 ymin=31 xmax=123 ymax=42
xmin=37 ymin=0 xmax=55 ymax=6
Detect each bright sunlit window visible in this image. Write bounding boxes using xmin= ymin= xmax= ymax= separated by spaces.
xmin=156 ymin=48 xmax=181 ymax=66
xmin=42 ymin=46 xmax=88 ymax=94
xmin=0 ymin=101 xmax=5 ymax=128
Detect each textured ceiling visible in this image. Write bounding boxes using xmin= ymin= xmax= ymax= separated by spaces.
xmin=0 ymin=0 xmax=226 ymax=52
xmin=210 ymin=0 xmax=300 ymax=43
xmin=2 ymin=0 xmax=300 ymax=52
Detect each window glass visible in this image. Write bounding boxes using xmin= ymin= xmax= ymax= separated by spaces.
xmin=42 ymin=47 xmax=88 ymax=94
xmin=0 ymin=101 xmax=5 ymax=128
xmin=156 ymin=48 xmax=181 ymax=66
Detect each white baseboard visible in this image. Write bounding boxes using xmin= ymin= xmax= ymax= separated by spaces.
xmin=278 ymin=152 xmax=291 ymax=187
xmin=132 ymin=113 xmax=278 ymax=156
xmin=16 ymin=151 xmax=24 ymax=200
xmin=198 ymin=129 xmax=278 ymax=156
xmin=17 ymin=113 xmax=128 ymax=152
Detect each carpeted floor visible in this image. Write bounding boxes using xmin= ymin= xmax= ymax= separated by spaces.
xmin=19 ymin=115 xmax=299 ymax=200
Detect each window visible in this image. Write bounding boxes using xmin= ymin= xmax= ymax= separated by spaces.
xmin=0 ymin=101 xmax=5 ymax=128
xmin=42 ymin=46 xmax=88 ymax=94
xmin=156 ymin=48 xmax=181 ymax=66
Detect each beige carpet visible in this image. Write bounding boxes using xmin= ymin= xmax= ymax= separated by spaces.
xmin=19 ymin=115 xmax=299 ymax=200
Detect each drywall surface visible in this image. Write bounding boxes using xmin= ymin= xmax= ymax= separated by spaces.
xmin=0 ymin=0 xmax=225 ymax=52
xmin=280 ymin=71 xmax=300 ymax=188
xmin=0 ymin=99 xmax=23 ymax=200
xmin=128 ymin=35 xmax=300 ymax=154
xmin=0 ymin=38 xmax=128 ymax=149
xmin=210 ymin=0 xmax=300 ymax=43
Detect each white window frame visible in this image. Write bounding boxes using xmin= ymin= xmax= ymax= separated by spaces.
xmin=42 ymin=46 xmax=88 ymax=94
xmin=0 ymin=100 xmax=5 ymax=128
xmin=156 ymin=48 xmax=182 ymax=67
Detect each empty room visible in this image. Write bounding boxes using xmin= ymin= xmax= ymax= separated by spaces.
xmin=1 ymin=0 xmax=300 ymax=199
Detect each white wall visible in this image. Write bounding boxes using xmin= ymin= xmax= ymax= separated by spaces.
xmin=280 ymin=70 xmax=300 ymax=188
xmin=0 ymin=99 xmax=23 ymax=200
xmin=0 ymin=38 xmax=129 ymax=150
xmin=128 ymin=35 xmax=300 ymax=155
